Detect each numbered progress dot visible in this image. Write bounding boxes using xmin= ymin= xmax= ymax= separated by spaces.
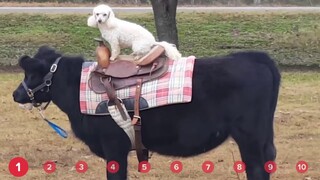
xmin=264 ymin=161 xmax=277 ymax=173
xmin=107 ymin=161 xmax=120 ymax=173
xmin=8 ymin=157 xmax=29 ymax=177
xmin=296 ymin=161 xmax=308 ymax=173
xmin=202 ymin=161 xmax=214 ymax=173
xmin=170 ymin=161 xmax=183 ymax=173
xmin=233 ymin=161 xmax=246 ymax=173
xmin=75 ymin=161 xmax=88 ymax=173
xmin=138 ymin=161 xmax=151 ymax=173
xmin=43 ymin=161 xmax=56 ymax=174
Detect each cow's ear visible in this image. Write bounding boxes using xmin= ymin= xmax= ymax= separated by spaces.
xmin=18 ymin=55 xmax=43 ymax=71
xmin=18 ymin=55 xmax=31 ymax=70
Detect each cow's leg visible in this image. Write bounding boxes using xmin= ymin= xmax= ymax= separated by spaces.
xmin=264 ymin=130 xmax=277 ymax=163
xmin=231 ymin=127 xmax=270 ymax=180
xmin=102 ymin=140 xmax=131 ymax=180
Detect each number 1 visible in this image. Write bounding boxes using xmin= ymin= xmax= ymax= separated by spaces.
xmin=16 ymin=162 xmax=21 ymax=172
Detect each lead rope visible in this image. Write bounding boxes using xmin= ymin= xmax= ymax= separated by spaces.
xmin=36 ymin=102 xmax=68 ymax=138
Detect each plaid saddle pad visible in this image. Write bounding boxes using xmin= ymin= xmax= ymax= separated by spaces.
xmin=79 ymin=56 xmax=196 ymax=115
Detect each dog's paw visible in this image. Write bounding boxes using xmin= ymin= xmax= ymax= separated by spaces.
xmin=110 ymin=56 xmax=117 ymax=61
xmin=134 ymin=55 xmax=141 ymax=61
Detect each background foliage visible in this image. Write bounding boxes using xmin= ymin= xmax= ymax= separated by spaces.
xmin=0 ymin=12 xmax=319 ymax=68
xmin=1 ymin=0 xmax=320 ymax=6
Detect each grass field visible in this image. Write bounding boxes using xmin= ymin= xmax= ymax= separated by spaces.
xmin=0 ymin=12 xmax=320 ymax=67
xmin=0 ymin=71 xmax=319 ymax=179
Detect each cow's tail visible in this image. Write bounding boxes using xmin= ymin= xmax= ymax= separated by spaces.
xmin=154 ymin=41 xmax=182 ymax=61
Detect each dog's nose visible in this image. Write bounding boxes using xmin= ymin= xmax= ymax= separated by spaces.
xmin=98 ymin=19 xmax=102 ymax=23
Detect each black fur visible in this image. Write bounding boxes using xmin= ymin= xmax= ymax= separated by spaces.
xmin=13 ymin=46 xmax=281 ymax=180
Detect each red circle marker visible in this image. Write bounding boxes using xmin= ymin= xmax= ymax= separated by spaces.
xmin=138 ymin=161 xmax=151 ymax=173
xmin=264 ymin=161 xmax=277 ymax=173
xmin=8 ymin=157 xmax=29 ymax=177
xmin=107 ymin=161 xmax=120 ymax=173
xmin=202 ymin=161 xmax=214 ymax=173
xmin=43 ymin=161 xmax=56 ymax=174
xmin=170 ymin=161 xmax=183 ymax=173
xmin=296 ymin=161 xmax=308 ymax=173
xmin=75 ymin=161 xmax=88 ymax=173
xmin=233 ymin=161 xmax=246 ymax=173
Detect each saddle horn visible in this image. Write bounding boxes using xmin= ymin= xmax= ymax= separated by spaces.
xmin=94 ymin=37 xmax=111 ymax=68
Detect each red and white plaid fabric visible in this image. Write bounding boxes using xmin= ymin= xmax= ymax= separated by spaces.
xmin=79 ymin=56 xmax=196 ymax=115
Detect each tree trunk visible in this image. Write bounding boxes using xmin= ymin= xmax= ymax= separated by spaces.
xmin=254 ymin=0 xmax=261 ymax=4
xmin=150 ymin=0 xmax=179 ymax=49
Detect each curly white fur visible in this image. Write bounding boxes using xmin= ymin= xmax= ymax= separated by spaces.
xmin=87 ymin=4 xmax=182 ymax=61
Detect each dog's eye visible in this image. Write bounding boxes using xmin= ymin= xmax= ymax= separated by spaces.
xmin=96 ymin=13 xmax=99 ymax=16
xmin=103 ymin=14 xmax=107 ymax=16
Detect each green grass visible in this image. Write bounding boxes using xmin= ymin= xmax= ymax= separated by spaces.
xmin=0 ymin=12 xmax=320 ymax=67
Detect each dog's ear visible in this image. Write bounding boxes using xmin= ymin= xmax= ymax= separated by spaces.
xmin=106 ymin=10 xmax=117 ymax=29
xmin=87 ymin=15 xmax=98 ymax=28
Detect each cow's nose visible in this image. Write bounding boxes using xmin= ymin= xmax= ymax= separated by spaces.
xmin=13 ymin=91 xmax=19 ymax=101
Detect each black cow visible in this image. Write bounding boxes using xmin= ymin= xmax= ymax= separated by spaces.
xmin=13 ymin=46 xmax=281 ymax=180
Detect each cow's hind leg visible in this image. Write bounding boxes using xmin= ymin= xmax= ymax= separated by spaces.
xmin=264 ymin=130 xmax=277 ymax=163
xmin=231 ymin=124 xmax=271 ymax=180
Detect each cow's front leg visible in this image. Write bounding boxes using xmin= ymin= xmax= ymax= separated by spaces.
xmin=105 ymin=157 xmax=128 ymax=180
xmin=102 ymin=137 xmax=131 ymax=179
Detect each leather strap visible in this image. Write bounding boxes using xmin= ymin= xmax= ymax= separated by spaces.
xmin=132 ymin=79 xmax=149 ymax=168
xmin=132 ymin=79 xmax=143 ymax=125
xmin=102 ymin=80 xmax=127 ymax=120
xmin=134 ymin=125 xmax=149 ymax=168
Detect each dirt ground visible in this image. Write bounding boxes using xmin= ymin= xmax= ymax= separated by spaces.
xmin=0 ymin=70 xmax=319 ymax=180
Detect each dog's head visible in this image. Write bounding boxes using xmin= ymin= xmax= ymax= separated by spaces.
xmin=87 ymin=4 xmax=115 ymax=28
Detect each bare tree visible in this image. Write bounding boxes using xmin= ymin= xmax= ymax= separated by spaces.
xmin=150 ymin=0 xmax=179 ymax=49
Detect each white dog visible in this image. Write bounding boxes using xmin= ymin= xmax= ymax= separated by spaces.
xmin=87 ymin=4 xmax=182 ymax=61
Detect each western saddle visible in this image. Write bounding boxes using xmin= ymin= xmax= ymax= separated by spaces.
xmin=88 ymin=38 xmax=170 ymax=168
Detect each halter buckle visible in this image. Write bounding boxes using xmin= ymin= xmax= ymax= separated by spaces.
xmin=50 ymin=64 xmax=57 ymax=72
xmin=27 ymin=89 xmax=34 ymax=98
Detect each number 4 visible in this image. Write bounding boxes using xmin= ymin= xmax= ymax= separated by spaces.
xmin=110 ymin=164 xmax=115 ymax=170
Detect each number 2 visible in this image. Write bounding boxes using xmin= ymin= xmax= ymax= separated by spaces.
xmin=47 ymin=164 xmax=52 ymax=170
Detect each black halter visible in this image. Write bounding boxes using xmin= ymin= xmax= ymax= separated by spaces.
xmin=22 ymin=57 xmax=61 ymax=107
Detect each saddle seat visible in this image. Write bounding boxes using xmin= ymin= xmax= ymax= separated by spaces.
xmin=89 ymin=45 xmax=169 ymax=91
